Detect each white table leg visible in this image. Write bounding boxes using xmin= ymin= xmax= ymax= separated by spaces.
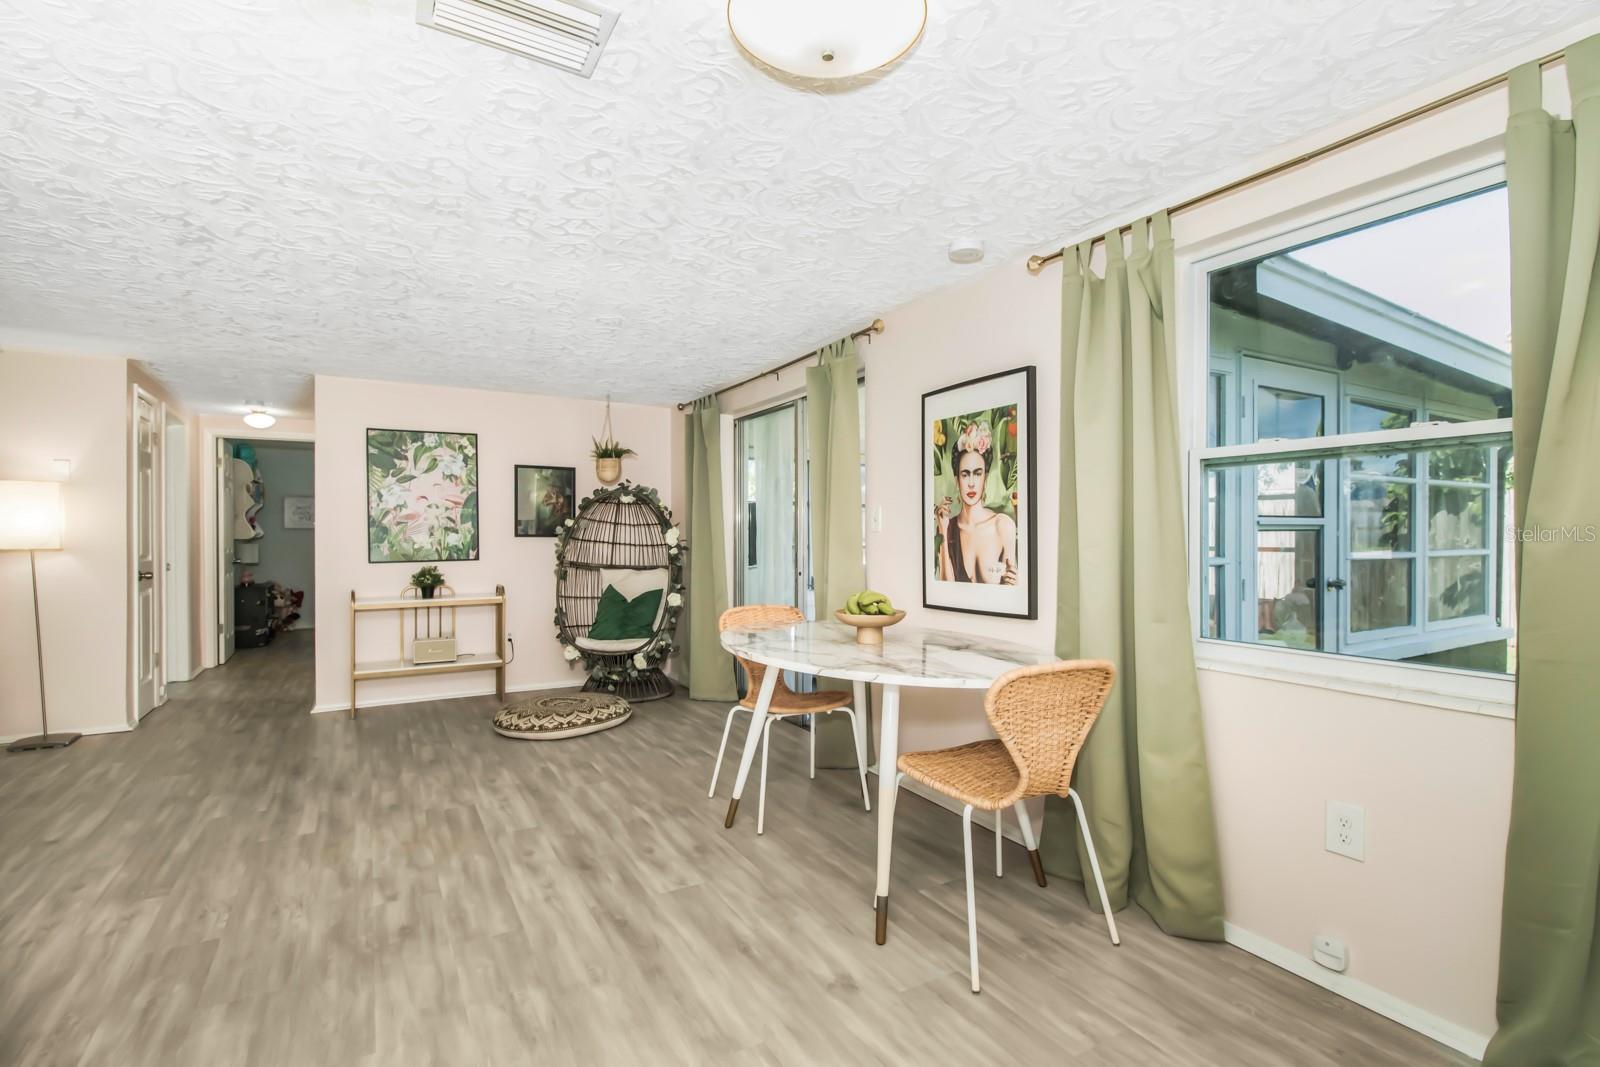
xmin=851 ymin=679 xmax=869 ymax=773
xmin=873 ymin=683 xmax=901 ymax=944
xmin=724 ymin=667 xmax=778 ymax=829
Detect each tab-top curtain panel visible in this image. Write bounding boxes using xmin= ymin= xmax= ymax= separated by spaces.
xmin=1042 ymin=212 xmax=1225 ymax=940
xmin=807 ymin=337 xmax=868 ymax=767
xmin=1486 ymin=35 xmax=1600 ymax=1066
xmin=684 ymin=395 xmax=736 ymax=701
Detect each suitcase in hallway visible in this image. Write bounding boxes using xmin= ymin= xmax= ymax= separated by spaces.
xmin=235 ymin=582 xmax=273 ymax=649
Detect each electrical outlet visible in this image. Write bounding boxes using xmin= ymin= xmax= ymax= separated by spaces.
xmin=1326 ymin=801 xmax=1365 ymax=861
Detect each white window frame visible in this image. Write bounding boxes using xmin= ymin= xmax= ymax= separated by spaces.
xmin=1181 ymin=162 xmax=1516 ymax=717
xmin=1201 ymin=365 xmax=1236 ymax=641
xmin=1237 ymin=357 xmax=1341 ymax=650
xmin=1338 ymin=387 xmax=1423 ymax=654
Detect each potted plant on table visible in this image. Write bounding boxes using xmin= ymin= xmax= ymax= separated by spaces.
xmin=410 ymin=565 xmax=445 ymax=599
xmin=591 ymin=437 xmax=636 ymax=486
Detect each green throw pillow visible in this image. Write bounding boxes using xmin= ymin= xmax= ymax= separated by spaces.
xmin=588 ymin=584 xmax=663 ymax=640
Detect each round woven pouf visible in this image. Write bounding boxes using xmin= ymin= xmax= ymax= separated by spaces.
xmin=493 ymin=693 xmax=632 ymax=741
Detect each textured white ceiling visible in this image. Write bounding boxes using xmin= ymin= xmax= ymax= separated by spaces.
xmin=0 ymin=0 xmax=1592 ymax=413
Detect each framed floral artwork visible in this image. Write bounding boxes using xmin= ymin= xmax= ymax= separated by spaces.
xmin=514 ymin=464 xmax=575 ymax=537
xmin=366 ymin=428 xmax=479 ymax=563
xmin=922 ymin=366 xmax=1037 ymax=619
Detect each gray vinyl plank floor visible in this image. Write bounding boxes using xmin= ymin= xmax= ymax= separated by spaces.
xmin=0 ymin=632 xmax=1468 ymax=1066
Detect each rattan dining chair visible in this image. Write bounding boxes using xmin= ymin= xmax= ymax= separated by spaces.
xmin=892 ymin=659 xmax=1121 ymax=992
xmin=711 ymin=604 xmax=871 ymax=834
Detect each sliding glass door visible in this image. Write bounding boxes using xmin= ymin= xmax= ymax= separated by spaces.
xmin=734 ymin=382 xmax=866 ymax=615
xmin=735 ymin=402 xmax=803 ymax=608
xmin=734 ymin=384 xmax=866 ymax=698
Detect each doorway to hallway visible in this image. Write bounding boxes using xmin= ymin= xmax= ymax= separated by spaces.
xmin=215 ymin=438 xmax=315 ymax=666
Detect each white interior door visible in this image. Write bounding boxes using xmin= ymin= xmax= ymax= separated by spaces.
xmin=134 ymin=393 xmax=161 ymax=717
xmin=164 ymin=418 xmax=191 ymax=683
xmin=217 ymin=437 xmax=236 ymax=664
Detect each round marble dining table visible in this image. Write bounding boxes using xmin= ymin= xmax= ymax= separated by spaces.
xmin=718 ymin=619 xmax=1059 ymax=945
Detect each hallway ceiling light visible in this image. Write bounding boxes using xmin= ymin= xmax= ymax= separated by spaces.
xmin=728 ymin=0 xmax=926 ymax=80
xmin=243 ymin=409 xmax=276 ymax=430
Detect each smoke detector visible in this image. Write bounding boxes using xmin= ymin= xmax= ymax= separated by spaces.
xmin=416 ymin=0 xmax=619 ymax=78
xmin=948 ymin=238 xmax=985 ymax=265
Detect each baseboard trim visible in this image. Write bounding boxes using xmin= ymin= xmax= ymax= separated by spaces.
xmin=0 ymin=723 xmax=135 ymax=745
xmin=310 ymin=678 xmax=582 ymax=715
xmin=863 ymin=765 xmax=1487 ymax=1057
xmin=1221 ymin=922 xmax=1489 ymax=1060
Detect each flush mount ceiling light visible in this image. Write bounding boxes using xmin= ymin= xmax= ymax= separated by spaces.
xmin=728 ymin=0 xmax=926 ymax=80
xmin=243 ymin=408 xmax=276 ymax=430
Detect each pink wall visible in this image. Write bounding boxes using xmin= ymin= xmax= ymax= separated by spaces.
xmin=0 ymin=350 xmax=206 ymax=738
xmin=0 ymin=350 xmax=134 ymax=737
xmin=1200 ymin=672 xmax=1512 ymax=1038
xmin=311 ymin=374 xmax=676 ymax=712
xmin=860 ymin=262 xmax=1062 ymax=752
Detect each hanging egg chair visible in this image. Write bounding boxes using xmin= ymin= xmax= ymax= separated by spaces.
xmin=553 ymin=481 xmax=684 ymax=702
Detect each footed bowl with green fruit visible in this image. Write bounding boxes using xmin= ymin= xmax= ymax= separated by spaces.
xmin=835 ymin=590 xmax=906 ymax=645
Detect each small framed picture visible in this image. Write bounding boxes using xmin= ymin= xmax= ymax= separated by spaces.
xmin=515 ymin=465 xmax=576 ymax=537
xmin=922 ymin=366 xmax=1037 ymax=619
xmin=283 ymin=496 xmax=315 ymax=529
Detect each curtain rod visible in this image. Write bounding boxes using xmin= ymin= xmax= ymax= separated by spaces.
xmin=675 ymin=319 xmax=884 ymax=411
xmin=1025 ymin=46 xmax=1568 ymax=274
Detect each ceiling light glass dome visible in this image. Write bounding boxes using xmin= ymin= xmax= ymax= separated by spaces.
xmin=728 ymin=0 xmax=926 ymax=80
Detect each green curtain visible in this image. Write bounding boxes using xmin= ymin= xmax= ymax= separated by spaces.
xmin=806 ymin=338 xmax=867 ymax=766
xmin=1486 ymin=37 xmax=1600 ymax=1065
xmin=1039 ymin=212 xmax=1225 ymax=940
xmin=684 ymin=395 xmax=736 ymax=701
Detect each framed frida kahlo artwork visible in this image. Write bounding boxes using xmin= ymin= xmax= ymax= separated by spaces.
xmin=922 ymin=366 xmax=1037 ymax=619
xmin=366 ymin=428 xmax=479 ymax=563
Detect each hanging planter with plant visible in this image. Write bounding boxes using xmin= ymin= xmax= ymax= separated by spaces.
xmin=592 ymin=397 xmax=635 ymax=485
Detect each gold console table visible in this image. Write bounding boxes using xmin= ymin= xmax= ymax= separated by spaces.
xmin=347 ymin=585 xmax=506 ymax=719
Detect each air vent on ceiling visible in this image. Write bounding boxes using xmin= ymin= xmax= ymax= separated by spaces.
xmin=416 ymin=0 xmax=619 ymax=78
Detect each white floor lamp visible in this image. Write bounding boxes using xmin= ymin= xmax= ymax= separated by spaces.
xmin=2 ymin=480 xmax=80 ymax=752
